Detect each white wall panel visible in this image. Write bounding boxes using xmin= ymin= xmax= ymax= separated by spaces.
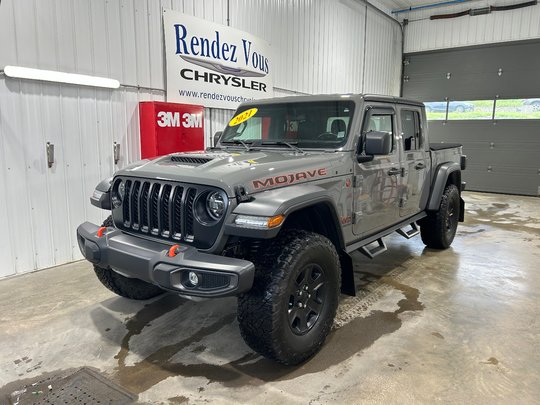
xmin=402 ymin=0 xmax=540 ymax=53
xmin=365 ymin=7 xmax=402 ymax=95
xmin=204 ymin=108 xmax=235 ymax=147
xmin=0 ymin=78 xmax=163 ymax=275
xmin=230 ymin=0 xmax=389 ymax=95
xmin=0 ymin=0 xmax=401 ymax=92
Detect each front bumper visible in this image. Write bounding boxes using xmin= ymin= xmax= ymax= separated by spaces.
xmin=76 ymin=222 xmax=255 ymax=298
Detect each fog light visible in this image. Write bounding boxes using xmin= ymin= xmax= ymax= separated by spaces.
xmin=188 ymin=271 xmax=199 ymax=286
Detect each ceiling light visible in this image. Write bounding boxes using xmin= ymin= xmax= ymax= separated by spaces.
xmin=3 ymin=65 xmax=120 ymax=89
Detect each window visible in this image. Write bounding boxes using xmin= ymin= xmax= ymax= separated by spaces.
xmin=221 ymin=101 xmax=354 ymax=149
xmin=401 ymin=110 xmax=421 ymax=151
xmin=494 ymin=98 xmax=540 ymax=119
xmin=365 ymin=114 xmax=393 ymax=134
xmin=363 ymin=113 xmax=394 ymax=153
xmin=424 ymin=99 xmax=540 ymax=120
xmin=423 ymin=102 xmax=446 ymax=121
xmin=234 ymin=117 xmax=263 ymax=140
xmin=447 ymin=100 xmax=493 ymax=120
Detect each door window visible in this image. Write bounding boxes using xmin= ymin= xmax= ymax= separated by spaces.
xmin=401 ymin=110 xmax=422 ymax=151
xmin=363 ymin=113 xmax=394 ymax=153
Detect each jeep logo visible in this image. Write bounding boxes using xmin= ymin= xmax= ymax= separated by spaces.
xmin=253 ymin=168 xmax=328 ymax=190
xmin=157 ymin=111 xmax=203 ymax=128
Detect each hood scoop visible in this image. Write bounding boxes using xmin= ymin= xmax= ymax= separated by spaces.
xmin=169 ymin=155 xmax=214 ymax=165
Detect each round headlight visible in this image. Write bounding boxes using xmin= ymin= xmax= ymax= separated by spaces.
xmin=118 ymin=181 xmax=126 ymax=200
xmin=111 ymin=180 xmax=124 ymax=208
xmin=206 ymin=192 xmax=226 ymax=219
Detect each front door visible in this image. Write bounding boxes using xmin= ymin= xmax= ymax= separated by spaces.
xmin=353 ymin=106 xmax=402 ymax=236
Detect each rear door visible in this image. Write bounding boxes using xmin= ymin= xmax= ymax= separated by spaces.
xmin=353 ymin=105 xmax=402 ymax=236
xmin=398 ymin=107 xmax=429 ymax=217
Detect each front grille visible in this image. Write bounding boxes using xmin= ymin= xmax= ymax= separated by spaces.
xmin=112 ymin=177 xmax=225 ymax=249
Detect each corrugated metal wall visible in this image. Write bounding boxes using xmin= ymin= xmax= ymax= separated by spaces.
xmin=0 ymin=0 xmax=401 ymax=277
xmin=401 ymin=0 xmax=540 ymax=53
xmin=0 ymin=81 xmax=164 ymax=277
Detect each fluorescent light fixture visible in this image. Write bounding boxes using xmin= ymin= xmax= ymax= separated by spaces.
xmin=3 ymin=65 xmax=120 ymax=89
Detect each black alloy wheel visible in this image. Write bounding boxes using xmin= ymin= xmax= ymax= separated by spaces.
xmin=288 ymin=264 xmax=327 ymax=335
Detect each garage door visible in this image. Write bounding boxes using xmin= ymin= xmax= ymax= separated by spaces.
xmin=402 ymin=40 xmax=540 ymax=196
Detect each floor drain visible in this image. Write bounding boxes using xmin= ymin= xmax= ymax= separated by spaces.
xmin=5 ymin=367 xmax=136 ymax=405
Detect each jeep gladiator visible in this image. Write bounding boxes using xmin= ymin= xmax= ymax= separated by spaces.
xmin=77 ymin=94 xmax=466 ymax=365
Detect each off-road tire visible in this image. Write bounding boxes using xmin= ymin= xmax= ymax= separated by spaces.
xmin=237 ymin=230 xmax=341 ymax=365
xmin=93 ymin=216 xmax=164 ymax=300
xmin=420 ymin=184 xmax=460 ymax=249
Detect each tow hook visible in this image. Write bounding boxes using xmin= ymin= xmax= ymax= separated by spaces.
xmin=168 ymin=244 xmax=181 ymax=257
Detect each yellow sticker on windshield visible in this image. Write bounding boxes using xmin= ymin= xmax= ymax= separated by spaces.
xmin=229 ymin=108 xmax=258 ymax=127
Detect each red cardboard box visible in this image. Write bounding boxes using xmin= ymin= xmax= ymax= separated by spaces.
xmin=139 ymin=102 xmax=204 ymax=159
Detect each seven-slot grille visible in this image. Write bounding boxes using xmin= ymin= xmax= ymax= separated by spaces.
xmin=114 ymin=178 xmax=203 ymax=244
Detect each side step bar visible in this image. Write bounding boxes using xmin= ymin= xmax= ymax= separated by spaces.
xmin=396 ymin=222 xmax=420 ymax=239
xmin=358 ymin=238 xmax=387 ymax=259
xmin=349 ymin=213 xmax=427 ymax=259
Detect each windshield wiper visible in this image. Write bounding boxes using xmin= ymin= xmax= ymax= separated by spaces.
xmin=259 ymin=141 xmax=304 ymax=154
xmin=221 ymin=139 xmax=252 ymax=151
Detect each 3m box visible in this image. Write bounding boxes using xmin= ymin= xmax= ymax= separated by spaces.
xmin=139 ymin=101 xmax=204 ymax=159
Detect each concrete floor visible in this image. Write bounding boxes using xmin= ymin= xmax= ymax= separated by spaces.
xmin=0 ymin=191 xmax=539 ymax=404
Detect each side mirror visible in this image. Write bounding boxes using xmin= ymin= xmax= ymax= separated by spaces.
xmin=213 ymin=131 xmax=223 ymax=146
xmin=364 ymin=131 xmax=392 ymax=155
xmin=357 ymin=131 xmax=392 ymax=163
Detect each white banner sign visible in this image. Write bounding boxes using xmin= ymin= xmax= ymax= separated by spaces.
xmin=163 ymin=10 xmax=274 ymax=109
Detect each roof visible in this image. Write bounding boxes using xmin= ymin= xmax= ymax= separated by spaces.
xmin=240 ymin=93 xmax=424 ymax=108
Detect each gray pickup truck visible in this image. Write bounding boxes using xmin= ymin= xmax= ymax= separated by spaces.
xmin=77 ymin=94 xmax=466 ymax=365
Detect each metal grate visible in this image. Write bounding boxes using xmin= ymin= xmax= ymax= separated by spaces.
xmin=200 ymin=273 xmax=230 ymax=289
xmin=5 ymin=367 xmax=136 ymax=405
xmin=170 ymin=156 xmax=213 ymax=165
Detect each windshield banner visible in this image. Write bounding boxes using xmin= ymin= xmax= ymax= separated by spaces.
xmin=163 ymin=10 xmax=274 ymax=109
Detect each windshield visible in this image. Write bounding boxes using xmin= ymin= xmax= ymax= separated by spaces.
xmin=221 ymin=101 xmax=355 ymax=149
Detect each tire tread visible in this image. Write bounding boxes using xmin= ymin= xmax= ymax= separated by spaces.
xmin=238 ymin=230 xmax=340 ymax=365
xmin=420 ymin=184 xmax=460 ymax=249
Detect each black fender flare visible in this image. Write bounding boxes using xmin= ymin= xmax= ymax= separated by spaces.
xmin=229 ymin=183 xmax=355 ymax=295
xmin=228 ymin=184 xmax=346 ymax=249
xmin=427 ymin=162 xmax=461 ymax=211
xmin=90 ymin=177 xmax=113 ymax=210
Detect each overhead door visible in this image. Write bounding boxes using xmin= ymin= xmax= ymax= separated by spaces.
xmin=402 ymin=40 xmax=540 ymax=196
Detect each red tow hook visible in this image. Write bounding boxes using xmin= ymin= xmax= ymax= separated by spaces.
xmin=168 ymin=244 xmax=181 ymax=257
xmin=97 ymin=227 xmax=107 ymax=237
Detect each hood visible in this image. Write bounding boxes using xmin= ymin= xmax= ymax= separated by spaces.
xmin=117 ymin=148 xmax=349 ymax=196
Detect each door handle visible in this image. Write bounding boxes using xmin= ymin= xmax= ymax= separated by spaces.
xmin=415 ymin=163 xmax=425 ymax=170
xmin=387 ymin=168 xmax=400 ymax=176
